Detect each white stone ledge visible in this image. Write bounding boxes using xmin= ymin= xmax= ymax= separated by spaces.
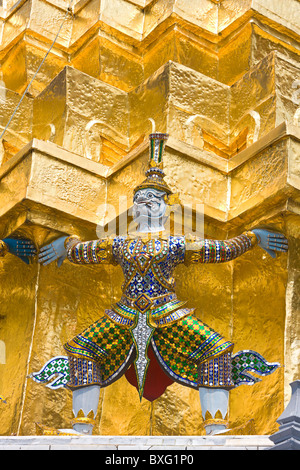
xmin=0 ymin=435 xmax=274 ymax=450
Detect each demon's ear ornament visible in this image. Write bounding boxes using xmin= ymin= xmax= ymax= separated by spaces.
xmin=164 ymin=193 xmax=181 ymax=206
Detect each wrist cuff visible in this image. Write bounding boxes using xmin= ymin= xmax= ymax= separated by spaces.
xmin=64 ymin=235 xmax=81 ymax=250
xmin=243 ymin=231 xmax=258 ymax=246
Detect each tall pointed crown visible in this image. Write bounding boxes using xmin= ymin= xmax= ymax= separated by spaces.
xmin=133 ymin=133 xmax=173 ymax=196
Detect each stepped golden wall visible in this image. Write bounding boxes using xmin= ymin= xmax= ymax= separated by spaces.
xmin=0 ymin=0 xmax=300 ymax=435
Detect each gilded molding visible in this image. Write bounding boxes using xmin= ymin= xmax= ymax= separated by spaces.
xmin=0 ymin=121 xmax=298 ymax=241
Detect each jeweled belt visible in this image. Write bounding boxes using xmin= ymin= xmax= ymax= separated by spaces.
xmin=104 ymin=293 xmax=194 ymax=329
xmin=120 ymin=292 xmax=178 ymax=310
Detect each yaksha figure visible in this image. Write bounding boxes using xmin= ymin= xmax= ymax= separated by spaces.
xmin=38 ymin=133 xmax=288 ymax=436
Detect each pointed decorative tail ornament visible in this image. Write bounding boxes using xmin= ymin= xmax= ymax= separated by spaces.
xmin=231 ymin=350 xmax=280 ymax=387
xmin=28 ymin=356 xmax=69 ymax=389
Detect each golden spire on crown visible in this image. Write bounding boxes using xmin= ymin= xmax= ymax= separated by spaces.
xmin=133 ymin=133 xmax=173 ymax=196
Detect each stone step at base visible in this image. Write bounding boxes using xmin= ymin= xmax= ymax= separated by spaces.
xmin=0 ymin=435 xmax=273 ymax=450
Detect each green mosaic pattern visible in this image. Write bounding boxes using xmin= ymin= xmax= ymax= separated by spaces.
xmin=152 ymin=315 xmax=233 ymax=388
xmin=231 ymin=350 xmax=280 ymax=387
xmin=28 ymin=356 xmax=70 ymax=389
xmin=65 ymin=316 xmax=133 ymax=384
xmin=29 ymin=347 xmax=280 ymax=391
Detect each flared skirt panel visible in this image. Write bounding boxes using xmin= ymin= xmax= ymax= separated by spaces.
xmin=64 ymin=314 xmax=234 ymax=396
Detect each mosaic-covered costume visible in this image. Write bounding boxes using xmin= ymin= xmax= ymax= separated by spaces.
xmin=64 ymin=232 xmax=256 ymax=400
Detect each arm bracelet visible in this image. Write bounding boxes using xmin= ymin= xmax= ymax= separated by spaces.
xmin=243 ymin=231 xmax=258 ymax=246
xmin=64 ymin=235 xmax=81 ymax=250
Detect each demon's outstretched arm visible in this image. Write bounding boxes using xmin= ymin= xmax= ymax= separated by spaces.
xmin=38 ymin=235 xmax=117 ymax=267
xmin=184 ymin=229 xmax=288 ymax=264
